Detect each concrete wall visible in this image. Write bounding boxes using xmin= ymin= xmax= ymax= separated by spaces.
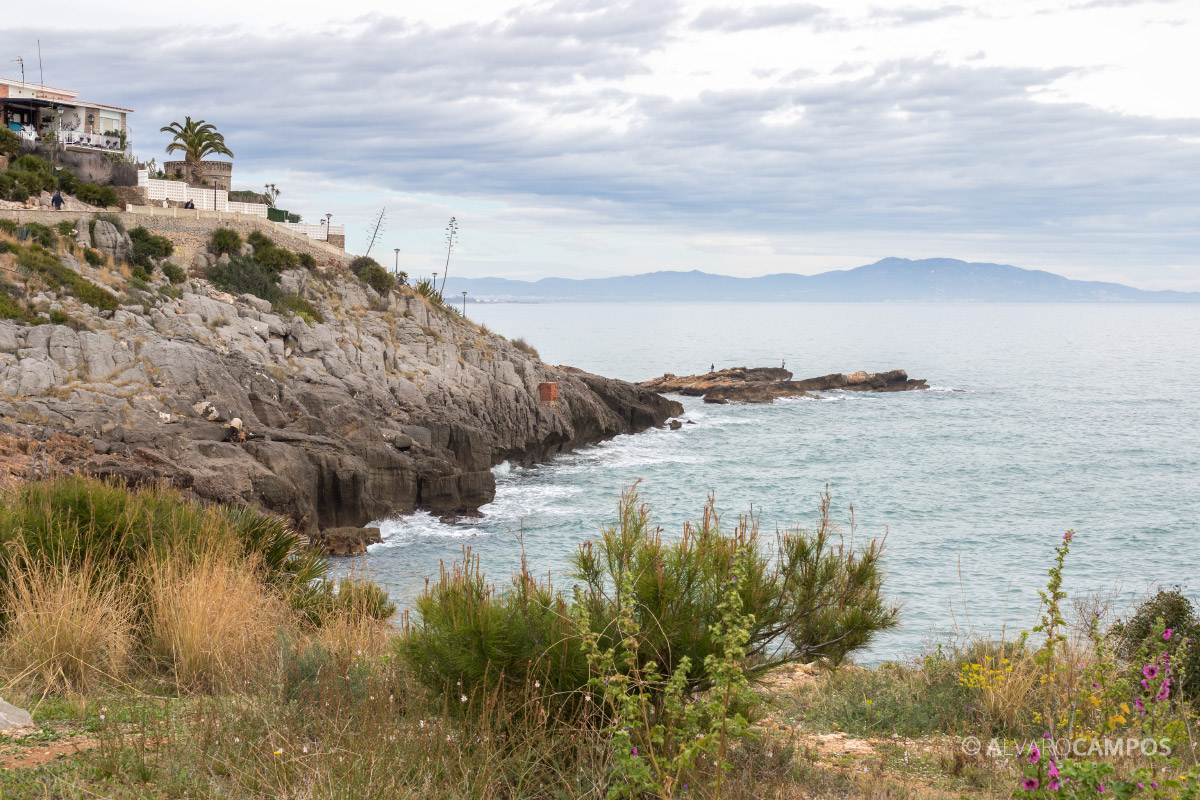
xmin=0 ymin=207 xmax=350 ymax=270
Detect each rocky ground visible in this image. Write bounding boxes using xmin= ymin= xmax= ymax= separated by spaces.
xmin=0 ymin=232 xmax=682 ymax=544
xmin=639 ymin=366 xmax=927 ymax=403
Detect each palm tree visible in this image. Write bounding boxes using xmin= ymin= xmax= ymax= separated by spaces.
xmin=159 ymin=117 xmax=233 ymax=184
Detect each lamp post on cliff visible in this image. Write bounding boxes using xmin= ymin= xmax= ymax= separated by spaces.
xmin=394 ymin=248 xmax=400 ymax=277
xmin=462 ymin=291 xmax=467 ymax=318
xmin=324 ymin=213 xmax=332 ymax=242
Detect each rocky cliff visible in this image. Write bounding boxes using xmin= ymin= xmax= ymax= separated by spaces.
xmin=0 ymin=247 xmax=682 ymax=535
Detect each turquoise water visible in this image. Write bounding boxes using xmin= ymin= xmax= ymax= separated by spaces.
xmin=364 ymin=302 xmax=1200 ymax=661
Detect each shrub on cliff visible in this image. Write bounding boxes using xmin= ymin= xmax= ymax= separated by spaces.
xmin=348 ymin=255 xmax=381 ymax=277
xmin=1111 ymin=587 xmax=1200 ymax=703
xmin=161 ymin=261 xmax=187 ymax=284
xmin=0 ymin=127 xmax=17 ymax=158
xmin=76 ymin=182 xmax=119 ymax=208
xmin=272 ymin=292 xmax=323 ymax=324
xmin=358 ymin=261 xmax=395 ymax=295
xmin=129 ymin=226 xmax=174 ymax=268
xmin=16 ymin=244 xmax=118 ymax=311
xmin=207 ymin=253 xmax=281 ymax=302
xmin=399 ymin=485 xmax=898 ymax=705
xmin=511 ymin=337 xmax=540 ymax=360
xmin=210 ymin=226 xmax=242 ymax=256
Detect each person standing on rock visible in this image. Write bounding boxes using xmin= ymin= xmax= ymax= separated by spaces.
xmin=710 ymin=363 xmax=715 ymax=373
xmin=51 ymin=191 xmax=64 ymax=210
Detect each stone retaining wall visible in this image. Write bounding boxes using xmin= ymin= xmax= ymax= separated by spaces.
xmin=0 ymin=207 xmax=349 ymax=269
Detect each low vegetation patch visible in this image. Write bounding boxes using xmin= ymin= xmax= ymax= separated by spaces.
xmin=14 ymin=243 xmax=118 ymax=311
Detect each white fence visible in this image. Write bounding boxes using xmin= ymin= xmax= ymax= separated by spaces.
xmin=137 ymin=170 xmax=269 ymax=218
xmin=276 ymin=221 xmax=345 ymax=241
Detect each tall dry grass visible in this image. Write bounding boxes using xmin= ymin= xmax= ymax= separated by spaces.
xmin=146 ymin=550 xmax=288 ymax=692
xmin=1 ymin=557 xmax=134 ymax=694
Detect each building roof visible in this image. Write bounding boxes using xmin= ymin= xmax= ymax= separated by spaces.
xmin=72 ymin=100 xmax=135 ymax=113
xmin=0 ymin=76 xmax=78 ymax=98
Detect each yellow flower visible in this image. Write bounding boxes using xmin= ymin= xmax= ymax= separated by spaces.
xmin=1088 ymin=696 xmax=1100 ymax=707
xmin=1119 ymin=702 xmax=1130 ymax=715
xmin=1108 ymin=715 xmax=1126 ymax=727
xmin=274 ymin=749 xmax=283 ymax=755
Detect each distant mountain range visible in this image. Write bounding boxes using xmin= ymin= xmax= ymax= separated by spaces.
xmin=442 ymin=258 xmax=1200 ymax=303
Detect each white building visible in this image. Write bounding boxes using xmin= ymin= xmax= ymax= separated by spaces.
xmin=0 ymin=76 xmax=131 ymax=154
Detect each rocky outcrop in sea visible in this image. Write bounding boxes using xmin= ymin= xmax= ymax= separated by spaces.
xmin=639 ymin=366 xmax=927 ymax=403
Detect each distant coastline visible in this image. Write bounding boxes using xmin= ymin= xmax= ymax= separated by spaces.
xmin=443 ymin=257 xmax=1200 ymax=304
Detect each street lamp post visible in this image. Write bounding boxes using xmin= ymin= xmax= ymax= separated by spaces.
xmin=324 ymin=213 xmax=332 ymax=242
xmin=394 ymin=248 xmax=400 ymax=277
xmin=462 ymin=291 xmax=467 ymax=317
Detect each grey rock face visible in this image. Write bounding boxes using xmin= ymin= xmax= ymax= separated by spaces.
xmin=90 ymin=220 xmax=132 ymax=262
xmin=0 ymin=268 xmax=681 ymax=534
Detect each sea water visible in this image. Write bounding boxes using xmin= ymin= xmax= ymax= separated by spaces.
xmin=360 ymin=302 xmax=1200 ymax=661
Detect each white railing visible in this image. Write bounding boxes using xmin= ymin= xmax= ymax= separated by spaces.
xmin=136 ymin=170 xmax=269 ymax=217
xmin=59 ymin=129 xmax=123 ymax=151
xmin=276 ymin=222 xmax=345 ymax=241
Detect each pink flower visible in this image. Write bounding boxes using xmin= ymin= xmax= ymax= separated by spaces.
xmin=1049 ymin=779 xmax=1060 ymax=791
xmin=1062 ymin=531 xmax=1073 ymax=542
xmin=1164 ymin=629 xmax=1172 ymax=640
xmin=1157 ymin=684 xmax=1170 ymax=701
xmin=1144 ymin=665 xmax=1159 ymax=680
xmin=631 ymin=747 xmax=638 ymax=756
xmin=1028 ymin=745 xmax=1041 ymax=763
xmin=1048 ymin=761 xmax=1059 ymax=780
xmin=1134 ymin=698 xmax=1145 ymax=713
xmin=1023 ymin=777 xmax=1040 ymax=791
xmin=1097 ymin=785 xmax=1105 ymax=793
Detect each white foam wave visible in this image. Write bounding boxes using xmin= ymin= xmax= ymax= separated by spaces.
xmin=371 ymin=511 xmax=486 ymax=550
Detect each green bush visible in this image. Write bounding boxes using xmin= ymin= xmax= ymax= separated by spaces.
xmin=255 ymin=245 xmax=299 ymax=272
xmin=0 ymin=128 xmax=18 ymax=157
xmin=271 ymin=292 xmax=324 ymax=324
xmin=296 ymin=252 xmax=317 ymax=269
xmin=1112 ymin=587 xmax=1200 ymax=704
xmin=0 ymin=218 xmax=17 ymax=235
xmin=72 ymin=278 xmax=120 ymax=311
xmin=358 ymin=262 xmax=395 ymax=295
xmin=83 ymin=248 xmax=105 ymax=266
xmin=348 ymin=255 xmax=380 ymax=277
xmin=0 ymin=285 xmax=33 ymax=322
xmin=161 ymin=262 xmax=186 ymax=284
xmin=16 ymin=244 xmax=118 ymax=311
xmin=55 ymin=220 xmax=75 ymax=237
xmin=128 ymin=226 xmax=174 ymax=267
xmin=206 ymin=254 xmax=282 ymax=302
xmin=400 ymin=485 xmax=899 ymax=704
xmin=210 ymin=227 xmax=242 ymax=256
xmin=48 ymin=309 xmax=70 ymax=326
xmin=247 ymin=230 xmax=274 ymax=251
xmin=75 ymin=183 xmax=119 ymax=208
xmin=17 ymin=222 xmax=57 ymax=248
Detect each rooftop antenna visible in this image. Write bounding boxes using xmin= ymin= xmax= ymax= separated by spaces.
xmin=11 ymin=56 xmax=24 ymax=86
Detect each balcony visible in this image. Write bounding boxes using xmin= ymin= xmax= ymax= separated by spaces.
xmin=58 ymin=128 xmax=124 ymax=152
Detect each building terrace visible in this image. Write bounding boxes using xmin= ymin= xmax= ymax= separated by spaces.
xmin=0 ymin=76 xmax=131 ymax=154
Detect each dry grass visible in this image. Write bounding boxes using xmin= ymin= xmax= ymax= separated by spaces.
xmin=1 ymin=557 xmax=133 ymax=694
xmin=145 ymin=550 xmax=287 ymax=692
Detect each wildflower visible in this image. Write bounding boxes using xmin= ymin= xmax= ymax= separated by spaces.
xmin=460 ymin=694 xmax=468 ymax=703
xmin=1049 ymin=761 xmax=1059 ymax=780
xmin=1023 ymin=777 xmax=1040 ymax=790
xmin=1134 ymin=698 xmax=1145 ymax=713
xmin=274 ymin=749 xmax=282 ymax=755
xmin=1097 ymin=785 xmax=1105 ymax=793
xmin=534 ymin=680 xmax=541 ymax=689
xmin=1063 ymin=531 xmax=1073 ymax=542
xmin=632 ymin=747 xmax=638 ymax=756
xmin=303 ymin=745 xmax=308 ymax=754
xmin=1164 ymin=629 xmax=1172 ymax=640
xmin=1049 ymin=779 xmax=1060 ymax=791
xmin=234 ymin=737 xmax=240 ymax=743
xmin=1028 ymin=745 xmax=1041 ymax=763
xmin=1156 ymin=683 xmax=1170 ymax=701
xmin=1144 ymin=665 xmax=1159 ymax=680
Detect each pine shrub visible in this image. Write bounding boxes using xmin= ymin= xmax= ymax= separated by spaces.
xmin=210 ymin=226 xmax=242 ymax=256
xmin=358 ymin=262 xmax=395 ymax=295
xmin=399 ymin=485 xmax=899 ymax=706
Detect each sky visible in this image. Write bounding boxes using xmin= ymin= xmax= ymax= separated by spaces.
xmin=4 ymin=0 xmax=1200 ymax=289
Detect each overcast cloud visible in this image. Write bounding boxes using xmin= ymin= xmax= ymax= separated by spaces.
xmin=3 ymin=0 xmax=1198 ymax=288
